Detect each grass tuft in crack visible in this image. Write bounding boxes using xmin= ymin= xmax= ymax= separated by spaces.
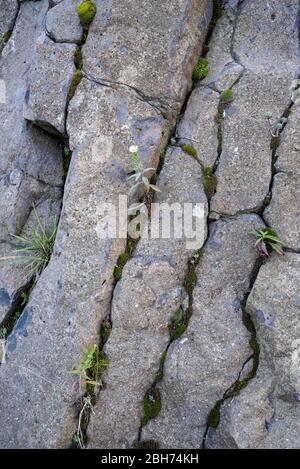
xmin=70 ymin=344 xmax=109 ymax=449
xmin=1 ymin=206 xmax=57 ymax=283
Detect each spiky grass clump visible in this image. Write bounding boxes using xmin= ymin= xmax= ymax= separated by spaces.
xmin=2 ymin=207 xmax=57 ymax=281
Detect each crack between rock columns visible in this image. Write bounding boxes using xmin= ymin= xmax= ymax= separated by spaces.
xmin=71 ymin=2 xmax=223 ymax=449
xmin=202 ymin=67 xmax=300 ymax=453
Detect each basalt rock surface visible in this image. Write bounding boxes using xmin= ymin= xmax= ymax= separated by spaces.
xmin=0 ymin=0 xmax=300 ymax=450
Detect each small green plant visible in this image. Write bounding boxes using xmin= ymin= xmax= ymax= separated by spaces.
xmin=113 ymin=252 xmax=130 ymax=281
xmin=181 ymin=144 xmax=198 ymax=158
xmin=192 ymin=57 xmax=208 ymax=81
xmin=251 ymin=227 xmax=283 ymax=260
xmin=128 ymin=146 xmax=160 ymax=212
xmin=77 ymin=0 xmax=97 ymax=25
xmin=141 ymin=388 xmax=161 ymax=427
xmin=265 ymin=112 xmax=288 ymax=138
xmin=67 ymin=344 xmax=109 ymax=392
xmin=220 ymin=89 xmax=234 ymax=104
xmin=1 ymin=206 xmax=57 ymax=282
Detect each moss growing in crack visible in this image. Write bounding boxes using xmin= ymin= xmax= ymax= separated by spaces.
xmin=113 ymin=252 xmax=130 ymax=281
xmin=155 ymin=351 xmax=167 ymax=383
xmin=181 ymin=144 xmax=198 ymax=159
xmin=141 ymin=388 xmax=162 ymax=428
xmin=185 ymin=270 xmax=197 ymax=296
xmin=202 ymin=166 xmax=217 ymax=199
xmin=192 ymin=57 xmax=209 ymax=81
xmin=74 ymin=47 xmax=83 ymax=70
xmin=2 ymin=30 xmax=12 ymax=44
xmin=207 ymin=399 xmax=222 ymax=428
xmin=67 ymin=70 xmax=83 ymax=105
xmin=77 ymin=1 xmax=97 ymax=26
xmin=101 ymin=319 xmax=112 ymax=345
xmin=133 ymin=440 xmax=160 ymax=449
xmin=169 ymin=308 xmax=190 ymax=342
xmin=220 ymin=89 xmax=234 ymax=104
xmin=215 ymin=106 xmax=224 ymax=157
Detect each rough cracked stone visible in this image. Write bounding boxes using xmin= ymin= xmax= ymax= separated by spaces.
xmin=0 ymin=2 xmax=64 ymax=324
xmin=141 ymin=214 xmax=264 ymax=448
xmin=0 ymin=123 xmax=63 ymax=240
xmin=0 ymin=0 xmax=18 ymax=53
xmin=202 ymin=2 xmax=243 ymax=91
xmin=263 ymin=100 xmax=300 ymax=251
xmin=46 ymin=0 xmax=83 ymax=44
xmin=210 ymin=0 xmax=299 ymax=215
xmin=88 ymin=147 xmax=207 ymax=448
xmin=276 ymin=100 xmax=300 ymax=174
xmin=264 ymin=173 xmax=300 ymax=251
xmin=0 ymin=1 xmax=50 ymax=175
xmin=177 ymin=86 xmax=219 ymax=167
xmin=0 ymin=243 xmax=28 ymax=324
xmin=207 ymin=253 xmax=300 ymax=449
xmin=0 ymin=199 xmax=61 ymax=324
xmin=82 ymin=0 xmax=213 ymax=116
xmin=0 ymin=77 xmax=172 ymax=448
xmin=24 ymin=38 xmax=77 ymax=135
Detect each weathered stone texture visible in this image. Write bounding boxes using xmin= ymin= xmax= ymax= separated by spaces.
xmin=210 ymin=0 xmax=299 ymax=215
xmin=207 ymin=253 xmax=300 ymax=449
xmin=264 ymin=100 xmax=300 ymax=250
xmin=0 ymin=2 xmax=64 ymax=324
xmin=177 ymin=86 xmax=219 ymax=167
xmin=141 ymin=215 xmax=264 ymax=448
xmin=83 ymin=0 xmax=213 ymax=116
xmin=46 ymin=0 xmax=83 ymax=44
xmin=88 ymin=147 xmax=207 ymax=448
xmin=24 ymin=39 xmax=77 ymax=135
xmin=0 ymin=0 xmax=18 ymax=53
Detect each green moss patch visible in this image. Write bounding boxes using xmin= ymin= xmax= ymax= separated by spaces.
xmin=141 ymin=388 xmax=162 ymax=428
xmin=207 ymin=399 xmax=222 ymax=428
xmin=169 ymin=308 xmax=190 ymax=342
xmin=133 ymin=440 xmax=160 ymax=449
xmin=2 ymin=30 xmax=12 ymax=44
xmin=181 ymin=144 xmax=198 ymax=158
xmin=155 ymin=351 xmax=167 ymax=383
xmin=77 ymin=1 xmax=97 ymax=25
xmin=220 ymin=89 xmax=234 ymax=104
xmin=67 ymin=70 xmax=83 ymax=105
xmin=202 ymin=166 xmax=217 ymax=199
xmin=192 ymin=57 xmax=209 ymax=81
xmin=113 ymin=252 xmax=130 ymax=281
